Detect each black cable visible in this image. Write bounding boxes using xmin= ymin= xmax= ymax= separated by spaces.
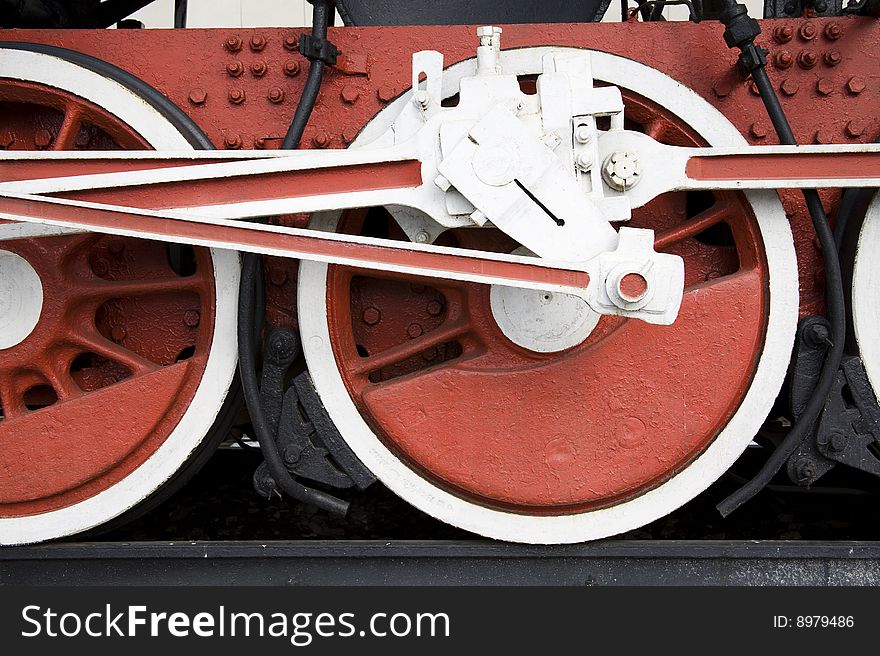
xmin=715 ymin=1 xmax=846 ymax=516
xmin=237 ymin=0 xmax=347 ymax=515
xmin=833 ymin=138 xmax=880 ymax=251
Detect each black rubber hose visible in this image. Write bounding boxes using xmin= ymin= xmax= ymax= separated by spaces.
xmin=834 ymin=137 xmax=880 ymax=251
xmin=237 ymin=0 xmax=348 ymax=515
xmin=716 ymin=20 xmax=846 ymax=516
xmin=281 ymin=0 xmax=332 ymax=149
xmin=238 ymin=255 xmax=349 ymax=515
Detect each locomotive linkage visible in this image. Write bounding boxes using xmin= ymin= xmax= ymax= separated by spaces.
xmin=0 ymin=0 xmax=878 ymax=545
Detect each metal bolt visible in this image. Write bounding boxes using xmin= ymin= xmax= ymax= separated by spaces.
xmin=188 ymin=89 xmax=207 ymax=105
xmin=823 ymin=50 xmax=841 ymax=66
xmin=341 ymin=85 xmax=360 ymax=104
xmin=774 ymin=50 xmax=793 ymax=69
xmin=426 ymin=300 xmax=443 ymax=316
xmin=283 ymin=35 xmax=298 ymax=51
xmin=794 ymin=458 xmax=817 ymax=483
xmin=799 ymin=23 xmax=817 ymax=41
xmin=574 ymin=124 xmax=592 ymax=144
xmin=34 ymin=129 xmax=52 ymax=148
xmin=823 ymin=22 xmax=842 ymax=40
xmin=92 ymin=258 xmax=110 ymax=276
xmin=814 ymin=129 xmax=832 ymax=144
xmin=224 ymin=134 xmax=242 ymax=149
xmin=228 ymin=89 xmax=245 ymax=105
xmin=342 ymin=127 xmax=359 ymax=144
xmin=250 ymin=61 xmax=267 ymax=77
xmin=362 ymin=307 xmax=381 ymax=325
xmin=575 ymin=151 xmax=593 ymax=171
xmin=816 ymin=78 xmax=834 ymax=96
xmin=108 ymin=239 xmax=125 ymax=255
xmin=407 ymin=323 xmax=423 ymax=338
xmin=846 ymin=76 xmax=866 ymax=94
xmin=845 ymin=120 xmax=865 ymax=138
xmin=377 ymin=84 xmax=396 ymax=103
xmin=312 ymin=131 xmax=329 ymax=148
xmin=224 ymin=35 xmax=242 ymax=52
xmin=774 ymin=25 xmax=794 ymax=43
xmin=184 ymin=310 xmax=201 ymax=327
xmin=803 ymin=321 xmax=830 ymax=348
xmin=226 ymin=61 xmax=244 ymax=77
xmin=283 ymin=445 xmax=302 ymax=467
xmin=712 ymin=79 xmax=733 ymax=98
xmin=0 ymin=130 xmax=13 ymax=147
xmin=249 ymin=35 xmax=266 ymax=52
xmin=749 ymin=122 xmax=768 ymax=139
xmin=267 ymin=87 xmax=285 ymax=104
xmin=284 ymin=60 xmax=301 ymax=77
xmin=414 ymin=231 xmax=430 ymax=244
xmin=602 ymin=152 xmax=641 ymax=191
xmin=780 ymin=79 xmax=800 ymax=96
xmin=111 ymin=326 xmax=127 ymax=342
xmin=783 ymin=0 xmax=797 ymax=13
xmin=269 ymin=267 xmax=288 ymax=286
xmin=797 ymin=50 xmax=818 ymax=69
xmin=829 ymin=431 xmax=848 ymax=452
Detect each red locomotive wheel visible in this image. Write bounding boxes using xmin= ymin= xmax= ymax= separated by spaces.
xmin=299 ymin=50 xmax=798 ymax=543
xmin=0 ymin=47 xmax=240 ymax=544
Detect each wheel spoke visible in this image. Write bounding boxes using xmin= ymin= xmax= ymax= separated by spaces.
xmin=352 ymin=319 xmax=472 ymax=375
xmin=654 ymin=200 xmax=733 ymax=251
xmin=642 ymin=118 xmax=667 ymax=142
xmin=68 ymin=329 xmax=160 ymax=377
xmin=52 ymin=105 xmax=84 ymax=151
xmin=0 ymin=376 xmax=24 ymax=419
xmin=42 ymin=356 xmax=82 ymax=401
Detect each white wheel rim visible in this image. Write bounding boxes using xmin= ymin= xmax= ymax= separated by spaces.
xmin=300 ymin=48 xmax=799 ymax=544
xmin=0 ymin=49 xmax=239 ymax=545
xmin=853 ymin=192 xmax=880 ymax=398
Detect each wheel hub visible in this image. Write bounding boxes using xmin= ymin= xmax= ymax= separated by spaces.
xmin=0 ymin=250 xmax=43 ymax=350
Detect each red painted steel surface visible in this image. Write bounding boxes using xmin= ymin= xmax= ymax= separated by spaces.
xmin=687 ymin=151 xmax=880 ymax=181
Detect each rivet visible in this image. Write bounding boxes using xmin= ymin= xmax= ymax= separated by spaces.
xmin=250 ymin=35 xmax=266 ymax=52
xmin=184 ymin=310 xmax=201 ymax=327
xmin=814 ymin=129 xmax=832 ymax=144
xmin=224 ymin=134 xmax=242 ymax=149
xmin=846 ymin=76 xmax=866 ymax=94
xmin=780 ymin=79 xmax=800 ymax=96
xmin=267 ymin=87 xmax=285 ymax=104
xmin=799 ymin=23 xmax=817 ymax=41
xmin=712 ymin=79 xmax=733 ymax=98
xmin=774 ymin=25 xmax=794 ymax=43
xmin=226 ymin=61 xmax=244 ymax=77
xmin=342 ymin=127 xmax=359 ymax=144
xmin=774 ymin=50 xmax=793 ymax=69
xmin=823 ymin=22 xmax=842 ymax=40
xmin=797 ymin=50 xmax=818 ymax=69
xmin=362 ymin=307 xmax=381 ymax=325
xmin=188 ymin=89 xmax=207 ymax=105
xmin=312 ymin=131 xmax=329 ymax=148
xmin=228 ymin=89 xmax=246 ymax=105
xmin=407 ymin=323 xmax=423 ymax=338
xmin=224 ymin=35 xmax=242 ymax=52
xmin=823 ymin=50 xmax=842 ymax=66
xmin=749 ymin=122 xmax=768 ymax=139
xmin=0 ymin=130 xmax=13 ymax=148
xmin=341 ymin=85 xmax=360 ymax=104
xmin=250 ymin=61 xmax=267 ymax=77
xmin=283 ymin=35 xmax=298 ymax=51
xmin=816 ymin=78 xmax=834 ymax=96
xmin=254 ymin=137 xmax=267 ymax=149
xmin=92 ymin=258 xmax=110 ymax=276
xmin=426 ymin=300 xmax=443 ymax=316
xmin=111 ymin=326 xmax=127 ymax=342
xmin=845 ymin=120 xmax=865 ymax=138
xmin=283 ymin=60 xmax=301 ymax=77
xmin=377 ymin=84 xmax=396 ymax=103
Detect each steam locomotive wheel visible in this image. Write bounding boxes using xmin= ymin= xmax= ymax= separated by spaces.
xmin=0 ymin=47 xmax=239 ymax=545
xmin=298 ymin=50 xmax=798 ymax=543
xmin=852 ymin=192 xmax=880 ymax=397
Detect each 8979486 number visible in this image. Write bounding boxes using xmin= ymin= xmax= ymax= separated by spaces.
xmin=796 ymin=616 xmax=854 ymax=628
